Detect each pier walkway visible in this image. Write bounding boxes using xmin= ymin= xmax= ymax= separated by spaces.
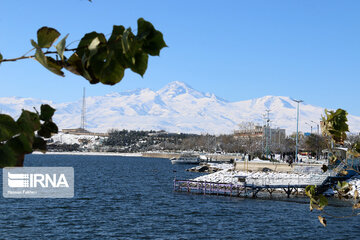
xmin=173 ymin=174 xmax=331 ymax=198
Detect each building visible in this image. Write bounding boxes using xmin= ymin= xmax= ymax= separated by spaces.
xmin=234 ymin=123 xmax=286 ymax=150
xmin=62 ymin=128 xmax=108 ymax=137
xmin=234 ymin=124 xmax=264 ymax=139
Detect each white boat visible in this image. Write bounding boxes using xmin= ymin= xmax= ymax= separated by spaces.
xmin=171 ymin=154 xmax=200 ymax=164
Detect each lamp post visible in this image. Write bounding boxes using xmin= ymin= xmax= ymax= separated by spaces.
xmin=292 ymin=98 xmax=303 ymax=162
xmin=305 ymin=122 xmax=313 ymax=134
xmin=311 ymin=120 xmax=320 ymax=160
xmin=265 ymin=109 xmax=271 ymax=159
xmin=311 ymin=120 xmax=319 ymax=135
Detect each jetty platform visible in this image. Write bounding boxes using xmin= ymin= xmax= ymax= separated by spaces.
xmin=173 ymin=179 xmax=310 ymax=198
xmin=173 ymin=171 xmax=340 ymax=198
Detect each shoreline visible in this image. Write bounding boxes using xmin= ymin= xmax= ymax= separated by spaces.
xmin=31 ymin=151 xmax=143 ymax=157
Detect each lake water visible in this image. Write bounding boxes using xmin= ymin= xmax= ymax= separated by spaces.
xmin=0 ymin=154 xmax=359 ymax=239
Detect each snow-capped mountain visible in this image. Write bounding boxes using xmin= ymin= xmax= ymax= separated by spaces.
xmin=1 ymin=81 xmax=359 ymax=135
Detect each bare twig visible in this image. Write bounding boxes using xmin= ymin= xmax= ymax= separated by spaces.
xmin=0 ymin=48 xmax=78 ymax=63
xmin=322 ymin=210 xmax=360 ymax=219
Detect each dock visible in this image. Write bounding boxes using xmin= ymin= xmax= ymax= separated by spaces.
xmin=174 ymin=179 xmax=318 ymax=198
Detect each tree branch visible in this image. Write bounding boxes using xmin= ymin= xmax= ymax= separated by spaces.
xmin=322 ymin=210 xmax=360 ymax=219
xmin=0 ymin=48 xmax=78 ymax=63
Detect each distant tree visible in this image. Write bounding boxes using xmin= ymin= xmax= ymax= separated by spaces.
xmin=303 ymin=134 xmax=327 ymax=158
xmin=281 ymin=137 xmax=296 ymax=153
xmin=345 ymin=134 xmax=360 ymax=149
xmin=237 ymin=136 xmax=262 ymax=157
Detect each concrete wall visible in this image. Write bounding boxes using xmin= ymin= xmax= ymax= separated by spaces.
xmin=234 ymin=161 xmax=323 ymax=173
xmin=141 ymin=152 xmax=237 ymax=162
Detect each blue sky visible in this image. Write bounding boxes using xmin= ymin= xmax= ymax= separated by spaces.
xmin=1 ymin=0 xmax=359 ymax=115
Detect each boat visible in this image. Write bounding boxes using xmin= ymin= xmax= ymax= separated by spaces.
xmin=170 ymin=154 xmax=200 ymax=164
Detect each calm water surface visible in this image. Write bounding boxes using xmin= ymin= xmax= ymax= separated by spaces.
xmin=0 ymin=154 xmax=359 ymax=239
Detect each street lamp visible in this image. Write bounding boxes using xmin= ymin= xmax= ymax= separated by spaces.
xmin=265 ymin=109 xmax=271 ymax=159
xmin=311 ymin=120 xmax=319 ymax=135
xmin=291 ymin=98 xmax=303 ymax=162
xmin=305 ymin=122 xmax=313 ymax=134
xmin=311 ymin=120 xmax=320 ymax=160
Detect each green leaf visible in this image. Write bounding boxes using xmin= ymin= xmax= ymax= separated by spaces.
xmin=65 ymin=53 xmax=83 ymax=75
xmin=31 ymin=39 xmax=64 ymax=76
xmin=305 ymin=185 xmax=315 ymax=197
xmin=33 ymin=137 xmax=47 ymax=152
xmin=317 ymin=195 xmax=328 ymax=209
xmin=0 ymin=145 xmax=17 ymax=168
xmin=0 ymin=52 xmax=3 ymax=65
xmin=87 ymin=37 xmax=103 ymax=68
xmin=353 ymin=203 xmax=360 ymax=209
xmin=89 ymin=37 xmax=101 ymax=51
xmin=109 ymin=25 xmax=125 ymax=43
xmin=310 ymin=200 xmax=323 ymax=211
xmin=16 ymin=110 xmax=41 ymax=134
xmin=65 ymin=53 xmax=93 ymax=83
xmin=337 ymin=181 xmax=349 ymax=190
xmin=137 ymin=18 xmax=167 ymax=56
xmin=136 ymin=18 xmax=152 ymax=39
xmin=130 ymin=51 xmax=148 ymax=77
xmin=45 ymin=57 xmax=65 ymax=76
xmin=143 ymin=30 xmax=167 ymax=56
xmin=35 ymin=48 xmax=47 ymax=66
xmin=122 ymin=28 xmax=132 ymax=55
xmin=0 ymin=114 xmax=20 ymax=141
xmin=85 ymin=48 xmax=107 ymax=84
xmin=31 ymin=40 xmax=64 ymax=76
xmin=318 ymin=216 xmax=327 ymax=227
xmin=37 ymin=27 xmax=60 ymax=48
xmin=7 ymin=133 xmax=33 ymax=154
xmin=353 ymin=142 xmax=360 ymax=154
xmin=31 ymin=39 xmax=47 ymax=64
xmin=38 ymin=121 xmax=58 ymax=138
xmin=40 ymin=104 xmax=56 ymax=121
xmin=56 ymin=34 xmax=69 ymax=61
xmin=76 ymin=32 xmax=106 ymax=59
xmin=99 ymin=53 xmax=125 ymax=85
xmin=322 ymin=109 xmax=348 ymax=144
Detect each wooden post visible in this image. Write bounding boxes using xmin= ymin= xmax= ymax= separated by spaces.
xmin=286 ymin=185 xmax=292 ymax=198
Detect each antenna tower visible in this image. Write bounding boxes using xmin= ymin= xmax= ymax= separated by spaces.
xmin=81 ymin=87 xmax=86 ymax=130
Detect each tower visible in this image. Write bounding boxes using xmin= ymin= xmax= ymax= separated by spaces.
xmin=80 ymin=87 xmax=86 ymax=131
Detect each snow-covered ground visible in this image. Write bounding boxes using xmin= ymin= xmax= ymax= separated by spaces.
xmin=348 ymin=176 xmax=360 ymax=196
xmin=192 ymin=163 xmax=360 ymax=198
xmin=51 ymin=133 xmax=106 ymax=145
xmin=193 ymin=167 xmax=328 ymax=186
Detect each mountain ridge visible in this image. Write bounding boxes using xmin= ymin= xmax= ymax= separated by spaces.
xmin=1 ymin=81 xmax=359 ymax=135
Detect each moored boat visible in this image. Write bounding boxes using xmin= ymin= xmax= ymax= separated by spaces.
xmin=171 ymin=154 xmax=200 ymax=164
